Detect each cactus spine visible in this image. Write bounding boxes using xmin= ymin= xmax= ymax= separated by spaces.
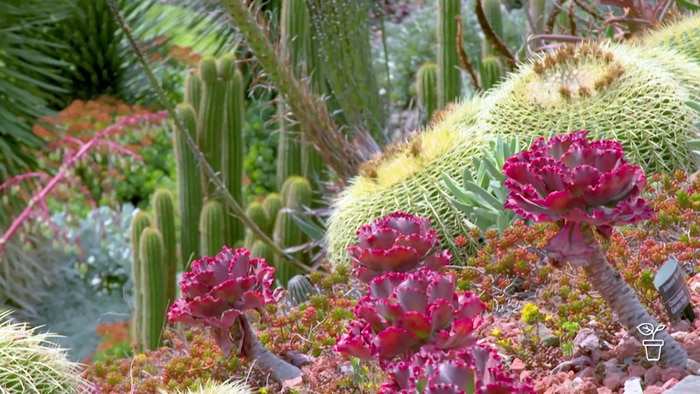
xmin=479 ymin=55 xmax=505 ymax=91
xmin=417 ymin=62 xmax=438 ymax=124
xmin=200 ymin=200 xmax=225 ymax=257
xmin=273 ymin=176 xmax=312 ymax=286
xmin=152 ymin=189 xmax=177 ymax=306
xmin=174 ymin=103 xmax=203 ymax=270
xmin=138 ymin=228 xmax=167 ymax=351
xmin=437 ymin=0 xmax=462 ymax=108
xmin=129 ymin=211 xmax=152 ymax=352
xmin=287 ymin=274 xmax=318 ymax=306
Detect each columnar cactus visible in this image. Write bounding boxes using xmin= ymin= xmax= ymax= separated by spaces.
xmin=139 ymin=227 xmax=168 ymax=350
xmin=200 ymin=200 xmax=225 ymax=258
xmin=262 ymin=193 xmax=283 ymax=235
xmin=416 ymin=62 xmax=438 ymax=124
xmin=243 ymin=201 xmax=268 ymax=249
xmin=482 ymin=0 xmax=504 ymax=55
xmin=437 ymin=0 xmax=462 ymax=108
xmin=184 ymin=69 xmax=202 ymax=113
xmin=129 ymin=210 xmax=152 ymax=351
xmin=153 ymin=188 xmax=177 ymax=306
xmin=273 ymin=176 xmax=312 ymax=285
xmin=478 ymin=55 xmax=504 ymax=91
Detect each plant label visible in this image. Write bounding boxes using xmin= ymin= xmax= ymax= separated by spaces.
xmin=653 ymin=256 xmax=695 ymax=321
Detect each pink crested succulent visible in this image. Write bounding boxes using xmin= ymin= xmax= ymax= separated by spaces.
xmin=167 ymin=246 xmax=284 ymax=355
xmin=379 ymin=346 xmax=534 ymax=394
xmin=335 ymin=268 xmax=486 ymax=364
xmin=348 ymin=211 xmax=451 ymax=283
xmin=502 ymin=131 xmax=654 ymax=266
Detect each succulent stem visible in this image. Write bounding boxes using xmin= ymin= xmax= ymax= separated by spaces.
xmin=238 ymin=316 xmax=303 ymax=384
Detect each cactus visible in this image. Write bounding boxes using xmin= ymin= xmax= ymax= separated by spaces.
xmin=152 ymin=189 xmax=177 ymax=306
xmin=478 ymin=55 xmax=504 ymax=91
xmin=287 ymin=274 xmax=318 ymax=305
xmin=160 ymin=379 xmax=253 ymax=394
xmin=437 ymin=0 xmax=462 ymax=108
xmin=262 ymin=193 xmax=283 ymax=235
xmin=243 ymin=200 xmax=268 ymax=248
xmin=416 ymin=62 xmax=438 ymax=125
xmin=129 ymin=210 xmax=152 ymax=351
xmin=220 ymin=55 xmax=246 ymax=247
xmin=139 ymin=227 xmax=168 ymax=351
xmin=199 ymin=200 xmax=226 ymax=257
xmin=482 ymin=0 xmax=504 ymax=55
xmin=273 ymin=176 xmax=312 ymax=286
xmin=637 ymin=13 xmax=700 ymax=65
xmin=478 ymin=42 xmax=700 ymax=173
xmin=197 ymin=56 xmax=227 ymax=198
xmin=184 ymin=68 xmax=202 ymax=113
xmin=250 ymin=239 xmax=275 ymax=263
xmin=174 ymin=103 xmax=203 ymax=271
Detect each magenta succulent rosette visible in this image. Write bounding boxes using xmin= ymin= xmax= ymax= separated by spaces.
xmin=335 ymin=268 xmax=486 ymax=365
xmin=167 ymin=246 xmax=283 ymax=355
xmin=502 ymin=131 xmax=654 ymax=265
xmin=348 ymin=212 xmax=451 ymax=283
xmin=379 ymin=346 xmax=534 ymax=394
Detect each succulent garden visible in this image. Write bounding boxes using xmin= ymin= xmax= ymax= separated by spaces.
xmin=3 ymin=0 xmax=700 ymax=393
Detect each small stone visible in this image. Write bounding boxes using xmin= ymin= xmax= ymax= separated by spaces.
xmin=663 ymin=376 xmax=700 ymax=393
xmin=645 ymin=365 xmax=663 ymax=385
xmin=627 ymin=364 xmax=646 ymax=377
xmin=661 ymin=378 xmax=679 ymax=390
xmin=520 ymin=370 xmax=532 ymax=382
xmin=511 ymin=358 xmax=527 ymax=374
xmin=686 ymin=359 xmax=700 ymax=375
xmin=643 ymin=386 xmax=664 ymax=394
xmin=615 ymin=336 xmax=643 ymax=359
xmin=623 ymin=376 xmax=643 ymax=394
xmin=670 ymin=320 xmax=693 ymax=333
xmin=661 ymin=366 xmax=686 ymax=382
xmin=603 ymin=373 xmax=622 ymax=390
xmin=576 ymin=367 xmax=595 ymax=379
xmin=577 ymin=380 xmax=598 ymax=394
xmin=597 ymin=388 xmax=613 ymax=394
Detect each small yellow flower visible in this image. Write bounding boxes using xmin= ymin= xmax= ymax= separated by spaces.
xmin=490 ymin=328 xmax=502 ymax=337
xmin=520 ymin=302 xmax=542 ymax=324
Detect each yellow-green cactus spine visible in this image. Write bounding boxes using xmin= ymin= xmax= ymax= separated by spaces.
xmin=243 ymin=200 xmax=268 ymax=249
xmin=197 ymin=56 xmax=227 ymax=198
xmin=199 ymin=200 xmax=225 ymax=257
xmin=417 ymin=62 xmax=438 ymax=125
xmin=262 ymin=193 xmax=283 ymax=235
xmin=273 ymin=176 xmax=312 ymax=285
xmin=184 ymin=69 xmax=202 ymax=113
xmin=276 ymin=0 xmax=309 ymax=190
xmin=153 ymin=188 xmax=177 ymax=306
xmin=478 ymin=42 xmax=700 ymax=173
xmin=638 ymin=13 xmax=700 ymax=65
xmin=129 ymin=210 xmax=152 ymax=352
xmin=139 ymin=227 xmax=167 ymax=351
xmin=437 ymin=0 xmax=462 ymax=108
xmin=220 ymin=55 xmax=246 ymax=247
xmin=174 ymin=103 xmax=203 ymax=270
xmin=478 ymin=55 xmax=504 ymax=91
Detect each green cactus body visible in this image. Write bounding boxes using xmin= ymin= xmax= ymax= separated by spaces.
xmin=478 ymin=55 xmax=504 ymax=91
xmin=325 ymin=97 xmax=490 ymax=268
xmin=250 ymin=239 xmax=275 ymax=264
xmin=174 ymin=103 xmax=203 ymax=270
xmin=243 ymin=201 xmax=268 ymax=249
xmin=273 ymin=176 xmax=312 ymax=285
xmin=417 ymin=62 xmax=439 ymax=125
xmin=437 ymin=0 xmax=462 ymax=108
xmin=184 ymin=69 xmax=203 ymax=113
xmin=262 ymin=193 xmax=283 ymax=236
xmin=129 ymin=211 xmax=152 ymax=351
xmin=220 ymin=58 xmax=246 ymax=248
xmin=200 ymin=200 xmax=225 ymax=257
xmin=639 ymin=13 xmax=700 ymax=65
xmin=478 ymin=42 xmax=700 ymax=173
xmin=482 ymin=0 xmax=504 ymax=55
xmin=197 ymin=56 xmax=227 ymax=198
xmin=153 ymin=189 xmax=177 ymax=306
xmin=139 ymin=228 xmax=167 ymax=351
xmin=287 ymin=274 xmax=318 ymax=305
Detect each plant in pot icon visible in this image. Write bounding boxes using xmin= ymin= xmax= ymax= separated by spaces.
xmin=637 ymin=323 xmax=666 ymax=361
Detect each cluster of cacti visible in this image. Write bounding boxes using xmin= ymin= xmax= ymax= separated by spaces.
xmin=243 ymin=193 xmax=282 ymax=264
xmin=273 ymin=176 xmax=312 ymax=286
xmin=0 ymin=310 xmax=87 ymax=393
xmin=129 ymin=189 xmax=178 ymax=352
xmin=636 ymin=12 xmax=700 ymax=64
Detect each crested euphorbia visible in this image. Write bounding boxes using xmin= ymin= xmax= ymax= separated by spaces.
xmin=379 ymin=346 xmax=534 ymax=394
xmin=348 ymin=212 xmax=451 ymax=283
xmin=335 ymin=268 xmax=486 ymax=365
xmin=167 ymin=247 xmax=302 ymax=384
xmin=502 ymin=131 xmax=688 ymax=367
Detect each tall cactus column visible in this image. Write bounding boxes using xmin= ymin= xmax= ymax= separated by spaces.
xmin=197 ymin=57 xmax=227 ymax=198
xmin=417 ymin=62 xmax=438 ymax=124
xmin=129 ymin=211 xmax=151 ymax=352
xmin=438 ymin=0 xmax=462 ymax=108
xmin=138 ymin=228 xmax=167 ymax=351
xmin=152 ymin=189 xmax=177 ymax=306
xmin=273 ymin=176 xmax=312 ymax=286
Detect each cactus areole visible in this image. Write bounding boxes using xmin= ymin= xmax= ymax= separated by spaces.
xmin=502 ymin=131 xmax=688 ymax=367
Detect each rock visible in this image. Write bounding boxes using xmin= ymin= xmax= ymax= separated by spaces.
xmin=615 ymin=336 xmax=643 ymax=359
xmin=603 ymin=373 xmax=623 ymax=391
xmin=622 ymin=376 xmax=643 ymax=394
xmin=670 ymin=320 xmax=693 ymax=334
xmin=602 ymin=358 xmax=622 ymax=375
xmin=644 ymin=365 xmax=663 ymax=385
xmin=671 ymin=331 xmax=690 ymax=342
xmin=662 ymin=376 xmax=700 ymax=393
xmin=643 ymin=385 xmax=664 ymax=394
xmin=597 ymin=388 xmax=613 ymax=394
xmin=627 ymin=364 xmax=646 ymax=377
xmin=576 ymin=367 xmax=595 ymax=379
xmin=686 ymin=358 xmax=700 ymax=375
xmin=576 ymin=379 xmax=598 ymax=394
xmin=662 ymin=378 xmax=679 ymax=390
xmin=661 ymin=366 xmax=686 ymax=382
xmin=511 ymin=358 xmax=526 ymax=374
xmin=520 ymin=370 xmax=532 ymax=382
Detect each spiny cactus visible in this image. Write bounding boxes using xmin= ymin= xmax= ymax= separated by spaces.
xmin=160 ymin=379 xmax=253 ymax=394
xmin=197 ymin=56 xmax=227 ymax=198
xmin=262 ymin=193 xmax=283 ymax=235
xmin=478 ymin=54 xmax=505 ymax=91
xmin=437 ymin=0 xmax=462 ymax=108
xmin=416 ymin=62 xmax=438 ymax=125
xmin=200 ymin=200 xmax=225 ymax=258
xmin=129 ymin=210 xmax=152 ymax=351
xmin=139 ymin=227 xmax=168 ymax=351
xmin=250 ymin=239 xmax=275 ymax=263
xmin=482 ymin=0 xmax=504 ymax=55
xmin=174 ymin=103 xmax=203 ymax=270
xmin=184 ymin=69 xmax=202 ymax=113
xmin=0 ymin=310 xmax=87 ymax=393
xmin=637 ymin=12 xmax=700 ymax=65
xmin=273 ymin=176 xmax=312 ymax=286
xmin=287 ymin=274 xmax=318 ymax=305
xmin=153 ymin=189 xmax=177 ymax=307
xmin=243 ymin=200 xmax=268 ymax=249
xmin=478 ymin=42 xmax=700 ymax=173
